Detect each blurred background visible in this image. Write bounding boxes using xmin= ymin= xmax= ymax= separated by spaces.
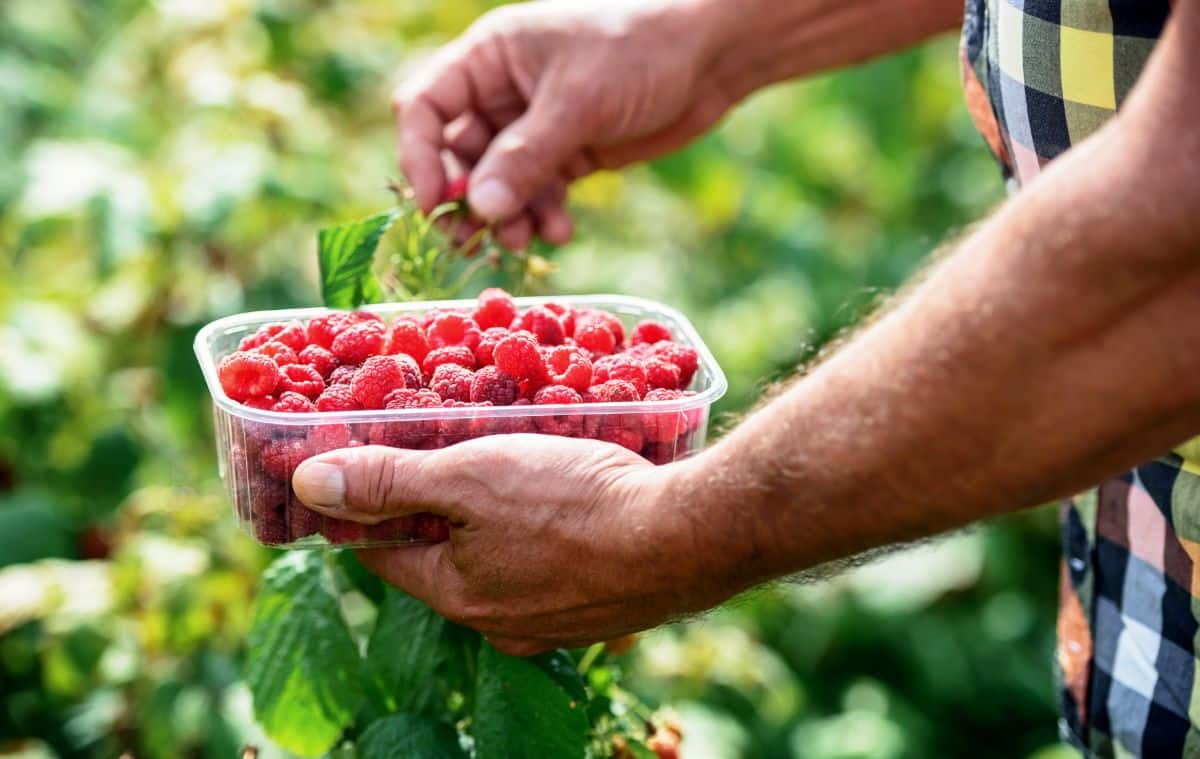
xmin=0 ymin=1 xmax=1072 ymax=757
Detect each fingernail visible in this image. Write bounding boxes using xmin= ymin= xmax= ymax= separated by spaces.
xmin=293 ymin=461 xmax=345 ymax=510
xmin=469 ymin=179 xmax=518 ymax=221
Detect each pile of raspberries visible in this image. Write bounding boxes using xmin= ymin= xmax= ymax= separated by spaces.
xmin=216 ymin=289 xmax=705 ymax=547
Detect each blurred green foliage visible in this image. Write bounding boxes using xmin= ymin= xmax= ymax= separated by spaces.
xmin=0 ymin=0 xmax=1068 ymax=757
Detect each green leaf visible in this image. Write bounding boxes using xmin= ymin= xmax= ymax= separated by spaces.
xmin=246 ymin=552 xmax=366 ymax=757
xmin=357 ymin=713 xmax=466 ymax=759
xmin=0 ymin=488 xmax=75 ymax=568
xmin=622 ymin=739 xmax=659 ymax=759
xmin=365 ymin=588 xmax=450 ymax=716
xmin=472 ymin=643 xmax=590 ymax=759
xmin=317 ymin=209 xmax=399 ymax=309
xmin=532 ymin=649 xmax=588 ymax=704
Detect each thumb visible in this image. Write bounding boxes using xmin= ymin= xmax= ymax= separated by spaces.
xmin=469 ymin=89 xmax=586 ymax=222
xmin=292 ymin=445 xmax=469 ymax=524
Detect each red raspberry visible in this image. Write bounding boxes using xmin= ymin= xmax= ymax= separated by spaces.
xmin=370 ymin=389 xmax=440 ymax=447
xmin=517 ymin=306 xmax=565 ymax=345
xmin=250 ymin=478 xmax=288 ymax=545
xmin=273 ymin=391 xmax=318 ymax=413
xmin=429 ymin=364 xmax=475 ymax=402
xmin=331 ymin=320 xmax=387 ymax=365
xmin=545 ymin=346 xmax=593 ymax=392
xmin=278 ymin=363 xmax=325 ymax=398
xmin=653 ymin=341 xmax=699 ymax=387
xmin=239 ymin=321 xmax=304 ymax=352
xmin=443 ymin=173 xmax=470 ymax=203
xmin=321 ymin=519 xmax=368 ymax=545
xmin=352 ymin=355 xmax=417 ymax=410
xmin=593 ymin=356 xmax=647 ymax=397
xmin=428 ymin=312 xmax=482 ymax=351
xmin=470 ymin=365 xmax=520 ymax=405
xmin=577 ymin=309 xmax=625 ymax=346
xmin=437 ymin=399 xmax=484 ymax=446
xmin=307 ymin=423 xmax=353 ymax=454
xmin=306 ymin=313 xmax=350 ymax=349
xmin=316 ymin=384 xmax=359 ymax=412
xmin=287 ymin=500 xmax=324 ymax=541
xmin=420 ymin=307 xmax=464 ymax=329
xmin=261 ymin=438 xmax=309 ymax=481
xmin=243 ymin=395 xmax=277 ymax=411
xmin=298 ymin=345 xmax=339 ymax=379
xmin=274 ymin=321 xmax=308 ymax=351
xmin=494 ymin=399 xmax=538 ymax=434
xmin=473 ymin=288 xmax=518 ymax=330
xmin=631 ymin=320 xmax=672 ymax=346
xmin=493 ymin=333 xmax=548 ymax=383
xmin=543 ymin=302 xmax=576 ymax=337
xmin=588 ymin=380 xmax=640 ymax=404
xmin=422 ymin=345 xmax=476 ymax=379
xmin=256 ymin=341 xmax=300 ymax=367
xmin=574 ymin=319 xmax=617 ymax=356
xmin=532 ymin=385 xmax=583 ymax=436
xmin=642 ymin=389 xmax=687 ymax=443
xmin=412 ymin=513 xmax=450 ymax=542
xmin=474 ymin=327 xmax=509 ymax=366
xmin=218 ymin=351 xmax=280 ymax=402
xmin=589 ymin=414 xmax=645 ymax=452
xmin=329 ymin=365 xmax=358 ymax=386
xmin=643 ymin=357 xmax=681 ymax=391
xmin=366 ymin=515 xmax=419 ymax=543
xmin=386 ymin=318 xmax=431 ymax=363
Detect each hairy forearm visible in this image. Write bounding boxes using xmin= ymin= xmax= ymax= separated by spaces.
xmin=689 ymin=0 xmax=964 ymax=99
xmin=664 ymin=9 xmax=1200 ymax=592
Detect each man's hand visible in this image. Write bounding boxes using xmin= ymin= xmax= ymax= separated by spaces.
xmin=292 ymin=435 xmax=734 ymax=656
xmin=393 ymin=0 xmax=962 ymax=250
xmin=394 ymin=0 xmax=736 ymax=250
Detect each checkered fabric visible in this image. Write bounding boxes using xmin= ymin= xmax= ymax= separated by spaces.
xmin=958 ymin=2 xmax=1200 ymax=756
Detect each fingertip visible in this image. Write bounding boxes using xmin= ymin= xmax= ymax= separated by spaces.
xmin=293 ymin=457 xmax=347 ymax=511
xmin=537 ymin=206 xmax=574 ymax=246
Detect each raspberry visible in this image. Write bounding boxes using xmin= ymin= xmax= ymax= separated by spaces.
xmin=412 ymin=513 xmax=450 ymax=542
xmin=574 ymin=319 xmax=617 ymax=356
xmin=307 ymin=423 xmax=353 ymax=454
xmin=331 ymin=320 xmax=387 ymax=365
xmin=653 ymin=341 xmax=699 ymax=387
xmin=420 ymin=308 xmax=464 ymax=329
xmin=421 ymin=345 xmax=476 ymax=379
xmin=321 ymin=519 xmax=368 ymax=545
xmin=593 ymin=356 xmax=647 ymax=397
xmin=532 ymin=385 xmax=583 ymax=436
xmin=474 ymin=327 xmax=509 ymax=366
xmin=239 ymin=321 xmax=304 ymax=352
xmin=429 ymin=312 xmax=482 ymax=351
xmin=273 ymin=391 xmax=318 ymax=413
xmin=473 ymin=288 xmax=518 ymax=330
xmin=543 ymin=302 xmax=576 ymax=337
xmin=438 ymin=399 xmax=482 ymax=445
xmin=250 ymin=478 xmax=288 ymax=545
xmin=352 ymin=355 xmax=418 ymax=410
xmin=370 ymin=389 xmax=441 ymax=447
xmin=256 ymin=341 xmax=300 ymax=367
xmin=545 ymin=346 xmax=593 ymax=392
xmin=642 ymin=389 xmax=687 ymax=443
xmin=366 ymin=515 xmax=419 ymax=543
xmin=298 ymin=345 xmax=339 ymax=379
xmin=261 ymin=438 xmax=309 ymax=481
xmin=243 ymin=395 xmax=277 ymax=411
xmin=386 ymin=318 xmax=431 ymax=364
xmin=495 ymin=399 xmax=538 ymax=434
xmin=443 ymin=173 xmax=470 ymax=203
xmin=588 ymin=380 xmax=640 ymax=404
xmin=493 ymin=333 xmax=548 ymax=383
xmin=470 ymin=365 xmax=520 ymax=405
xmin=329 ymin=365 xmax=358 ymax=386
xmin=592 ymin=415 xmax=645 ymax=452
xmin=287 ymin=500 xmax=324 ymax=540
xmin=278 ymin=363 xmax=325 ymax=398
xmin=430 ymin=364 xmax=475 ymax=402
xmin=306 ymin=313 xmax=351 ymax=349
xmin=631 ymin=320 xmax=672 ymax=346
xmin=643 ymin=357 xmax=681 ymax=391
xmin=577 ymin=309 xmax=625 ymax=346
xmin=219 ymin=351 xmax=280 ymax=402
xmin=517 ymin=306 xmax=565 ymax=345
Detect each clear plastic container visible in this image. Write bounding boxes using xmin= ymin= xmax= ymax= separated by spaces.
xmin=194 ymin=295 xmax=727 ymax=548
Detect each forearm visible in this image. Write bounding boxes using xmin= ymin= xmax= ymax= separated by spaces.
xmin=665 ymin=9 xmax=1200 ymax=591
xmin=689 ymin=0 xmax=964 ymax=100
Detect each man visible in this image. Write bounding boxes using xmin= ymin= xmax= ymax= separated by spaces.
xmin=293 ymin=0 xmax=1200 ymax=754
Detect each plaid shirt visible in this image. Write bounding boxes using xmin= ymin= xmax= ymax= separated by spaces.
xmin=959 ymin=1 xmax=1199 ymax=756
